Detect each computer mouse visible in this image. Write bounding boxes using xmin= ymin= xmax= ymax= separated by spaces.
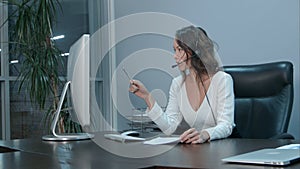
xmin=121 ymin=130 xmax=140 ymax=137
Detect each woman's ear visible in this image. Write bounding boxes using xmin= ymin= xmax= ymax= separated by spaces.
xmin=186 ymin=50 xmax=194 ymax=58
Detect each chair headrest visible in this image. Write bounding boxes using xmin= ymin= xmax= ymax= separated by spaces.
xmin=223 ymin=61 xmax=293 ymax=97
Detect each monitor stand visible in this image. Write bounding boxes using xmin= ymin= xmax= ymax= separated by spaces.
xmin=42 ymin=81 xmax=94 ymax=141
xmin=42 ymin=133 xmax=94 ymax=141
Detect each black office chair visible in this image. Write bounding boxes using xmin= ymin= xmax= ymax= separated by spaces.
xmin=223 ymin=61 xmax=294 ymax=139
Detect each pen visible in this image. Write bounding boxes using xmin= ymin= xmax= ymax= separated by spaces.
xmin=122 ymin=67 xmax=137 ymax=92
xmin=122 ymin=67 xmax=132 ymax=81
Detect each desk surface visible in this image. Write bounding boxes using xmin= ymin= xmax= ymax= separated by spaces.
xmin=0 ymin=132 xmax=299 ymax=169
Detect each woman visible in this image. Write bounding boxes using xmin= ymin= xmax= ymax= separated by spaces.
xmin=129 ymin=25 xmax=235 ymax=144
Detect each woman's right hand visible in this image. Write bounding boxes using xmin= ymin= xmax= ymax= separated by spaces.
xmin=129 ymin=79 xmax=148 ymax=99
xmin=129 ymin=80 xmax=154 ymax=109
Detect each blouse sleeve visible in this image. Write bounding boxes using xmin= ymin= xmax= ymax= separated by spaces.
xmin=204 ymin=73 xmax=235 ymax=140
xmin=145 ymin=78 xmax=183 ymax=135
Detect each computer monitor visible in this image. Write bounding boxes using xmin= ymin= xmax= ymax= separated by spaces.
xmin=67 ymin=34 xmax=90 ymax=127
xmin=42 ymin=34 xmax=93 ymax=141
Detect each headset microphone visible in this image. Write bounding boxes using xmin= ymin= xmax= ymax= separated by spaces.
xmin=171 ymin=64 xmax=178 ymax=68
xmin=171 ymin=58 xmax=189 ymax=68
xmin=171 ymin=55 xmax=196 ymax=68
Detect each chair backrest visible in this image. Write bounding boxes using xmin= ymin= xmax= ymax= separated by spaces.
xmin=223 ymin=61 xmax=293 ymax=139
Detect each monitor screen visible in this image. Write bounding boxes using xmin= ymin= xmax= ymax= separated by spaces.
xmin=67 ymin=34 xmax=90 ymax=128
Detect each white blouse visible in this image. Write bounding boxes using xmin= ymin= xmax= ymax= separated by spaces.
xmin=146 ymin=71 xmax=235 ymax=141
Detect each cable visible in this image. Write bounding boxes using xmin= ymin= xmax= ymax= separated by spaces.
xmin=199 ymin=75 xmax=217 ymax=125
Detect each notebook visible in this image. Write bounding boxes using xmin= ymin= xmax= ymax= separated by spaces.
xmin=222 ymin=148 xmax=300 ymax=166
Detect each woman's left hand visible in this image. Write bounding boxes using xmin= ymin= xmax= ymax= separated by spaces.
xmin=180 ymin=128 xmax=210 ymax=144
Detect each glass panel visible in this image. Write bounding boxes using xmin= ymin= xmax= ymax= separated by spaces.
xmin=0 ymin=33 xmax=1 ymax=75
xmin=7 ymin=0 xmax=89 ymax=139
xmin=0 ymin=84 xmax=2 ymax=137
xmin=9 ymin=56 xmax=20 ymax=77
xmin=0 ymin=48 xmax=1 ymax=76
xmin=9 ymin=81 xmax=49 ymax=139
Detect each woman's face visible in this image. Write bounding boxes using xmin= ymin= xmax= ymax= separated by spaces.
xmin=173 ymin=40 xmax=190 ymax=71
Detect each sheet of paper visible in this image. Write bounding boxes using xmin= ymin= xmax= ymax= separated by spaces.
xmin=276 ymin=144 xmax=300 ymax=149
xmin=143 ymin=136 xmax=180 ymax=145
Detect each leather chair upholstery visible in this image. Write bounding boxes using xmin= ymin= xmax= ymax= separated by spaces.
xmin=223 ymin=61 xmax=294 ymax=139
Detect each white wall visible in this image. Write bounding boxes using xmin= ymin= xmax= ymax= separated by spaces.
xmin=113 ymin=0 xmax=299 ymax=138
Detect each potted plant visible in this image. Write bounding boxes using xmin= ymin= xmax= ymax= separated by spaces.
xmin=2 ymin=0 xmax=82 ymax=135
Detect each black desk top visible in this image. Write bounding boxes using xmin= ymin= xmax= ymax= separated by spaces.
xmin=0 ymin=132 xmax=299 ymax=169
